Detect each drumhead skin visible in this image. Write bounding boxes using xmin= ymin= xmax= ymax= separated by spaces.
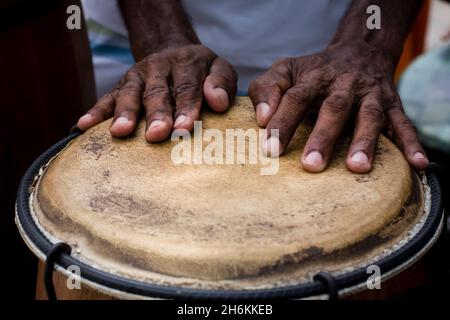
xmin=27 ymin=97 xmax=430 ymax=292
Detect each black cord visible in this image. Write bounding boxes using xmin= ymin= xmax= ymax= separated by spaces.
xmin=44 ymin=242 xmax=72 ymax=300
xmin=427 ymin=162 xmax=444 ymax=177
xmin=313 ymin=272 xmax=339 ymax=300
xmin=426 ymin=163 xmax=448 ymax=235
xmin=69 ymin=125 xmax=83 ymax=135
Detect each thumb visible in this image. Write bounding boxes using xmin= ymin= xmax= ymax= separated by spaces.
xmin=203 ymin=57 xmax=237 ymax=112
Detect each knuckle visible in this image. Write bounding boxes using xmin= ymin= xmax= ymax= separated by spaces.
xmin=284 ymin=87 xmax=310 ymax=105
xmin=399 ymin=133 xmax=420 ymax=148
xmin=312 ymin=128 xmax=332 ymax=143
xmin=171 ymin=46 xmax=214 ymax=64
xmin=93 ymin=93 xmax=114 ymax=111
xmin=397 ymin=118 xmax=418 ymax=133
xmin=210 ymin=74 xmax=232 ymax=88
xmin=354 ymin=134 xmax=376 ymax=149
xmin=362 ymin=77 xmax=380 ymax=88
xmin=254 ymin=76 xmax=276 ymax=88
xmin=117 ymin=86 xmax=141 ymax=96
xmin=124 ymin=68 xmax=139 ymax=79
xmin=324 ymin=94 xmax=349 ymax=114
xmin=248 ymin=79 xmax=263 ymax=96
xmin=214 ymin=58 xmax=238 ymax=80
xmin=145 ymin=54 xmax=162 ymax=66
xmin=99 ymin=92 xmax=114 ymax=103
xmin=116 ymin=105 xmax=138 ymax=116
xmin=175 ymin=47 xmax=192 ymax=60
xmin=116 ymin=74 xmax=144 ymax=96
xmin=142 ymin=85 xmax=169 ymax=103
xmin=337 ymin=73 xmax=357 ymax=84
xmin=92 ymin=104 xmax=112 ymax=117
xmin=173 ymin=81 xmax=199 ymax=98
xmin=145 ymin=105 xmax=170 ymax=118
xmin=360 ymin=105 xmax=384 ymax=123
xmin=124 ymin=68 xmax=144 ymax=84
xmin=383 ymin=94 xmax=403 ymax=111
xmin=175 ymin=106 xmax=199 ymax=119
xmin=391 ymin=101 xmax=404 ymax=112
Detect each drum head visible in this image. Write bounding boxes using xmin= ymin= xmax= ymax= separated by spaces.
xmin=16 ymin=97 xmax=443 ymax=299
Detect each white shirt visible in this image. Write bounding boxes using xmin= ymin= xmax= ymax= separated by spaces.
xmin=82 ymin=0 xmax=351 ymax=95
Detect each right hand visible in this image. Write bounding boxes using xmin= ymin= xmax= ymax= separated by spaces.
xmin=77 ymin=45 xmax=237 ymax=142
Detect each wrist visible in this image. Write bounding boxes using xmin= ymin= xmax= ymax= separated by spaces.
xmin=155 ymin=33 xmax=200 ymax=51
xmin=326 ymin=40 xmax=398 ymax=73
xmin=119 ymin=0 xmax=201 ymax=61
xmin=131 ymin=34 xmax=199 ymax=61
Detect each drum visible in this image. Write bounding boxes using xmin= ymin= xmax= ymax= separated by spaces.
xmin=16 ymin=97 xmax=443 ymax=300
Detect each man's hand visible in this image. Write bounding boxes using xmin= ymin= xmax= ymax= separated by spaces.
xmin=77 ymin=0 xmax=237 ymax=141
xmin=249 ymin=45 xmax=427 ymax=173
xmin=250 ymin=0 xmax=428 ymax=173
xmin=78 ymin=44 xmax=236 ymax=142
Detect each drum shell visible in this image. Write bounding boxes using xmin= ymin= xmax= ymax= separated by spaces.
xmin=34 ymin=257 xmax=432 ymax=300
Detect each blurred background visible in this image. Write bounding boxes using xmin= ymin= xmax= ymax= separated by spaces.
xmin=0 ymin=0 xmax=449 ymax=300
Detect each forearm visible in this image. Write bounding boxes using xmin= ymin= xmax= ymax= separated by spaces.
xmin=328 ymin=0 xmax=424 ymax=65
xmin=118 ymin=0 xmax=200 ymax=61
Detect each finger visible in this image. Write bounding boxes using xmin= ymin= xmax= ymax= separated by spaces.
xmin=203 ymin=57 xmax=237 ymax=112
xmin=172 ymin=65 xmax=206 ymax=131
xmin=110 ymin=70 xmax=144 ymax=137
xmin=346 ymin=92 xmax=384 ymax=173
xmin=142 ymin=63 xmax=174 ymax=142
xmin=386 ymin=97 xmax=428 ymax=170
xmin=77 ymin=92 xmax=115 ymax=130
xmin=301 ymin=89 xmax=354 ymax=172
xmin=262 ymin=85 xmax=314 ymax=157
xmin=248 ymin=58 xmax=294 ymax=127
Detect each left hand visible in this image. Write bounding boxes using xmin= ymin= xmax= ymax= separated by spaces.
xmin=249 ymin=44 xmax=429 ymax=173
xmin=77 ymin=45 xmax=237 ymax=142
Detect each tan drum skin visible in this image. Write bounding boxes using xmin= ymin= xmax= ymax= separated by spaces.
xmin=31 ymin=97 xmax=430 ymax=299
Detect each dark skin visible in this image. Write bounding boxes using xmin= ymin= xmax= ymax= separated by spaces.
xmin=78 ymin=0 xmax=237 ymax=141
xmin=78 ymin=0 xmax=429 ymax=173
xmin=250 ymin=0 xmax=429 ymax=173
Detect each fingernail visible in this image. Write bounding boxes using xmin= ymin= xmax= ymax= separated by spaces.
xmin=174 ymin=115 xmax=188 ymax=128
xmin=148 ymin=120 xmax=164 ymax=131
xmin=77 ymin=114 xmax=94 ymax=129
xmin=78 ymin=114 xmax=93 ymax=123
xmin=114 ymin=116 xmax=130 ymax=126
xmin=413 ymin=152 xmax=426 ymax=161
xmin=214 ymin=88 xmax=229 ymax=106
xmin=111 ymin=116 xmax=131 ymax=131
xmin=304 ymin=151 xmax=324 ymax=167
xmin=351 ymin=151 xmax=369 ymax=164
xmin=261 ymin=136 xmax=281 ymax=157
xmin=256 ymin=103 xmax=270 ymax=124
